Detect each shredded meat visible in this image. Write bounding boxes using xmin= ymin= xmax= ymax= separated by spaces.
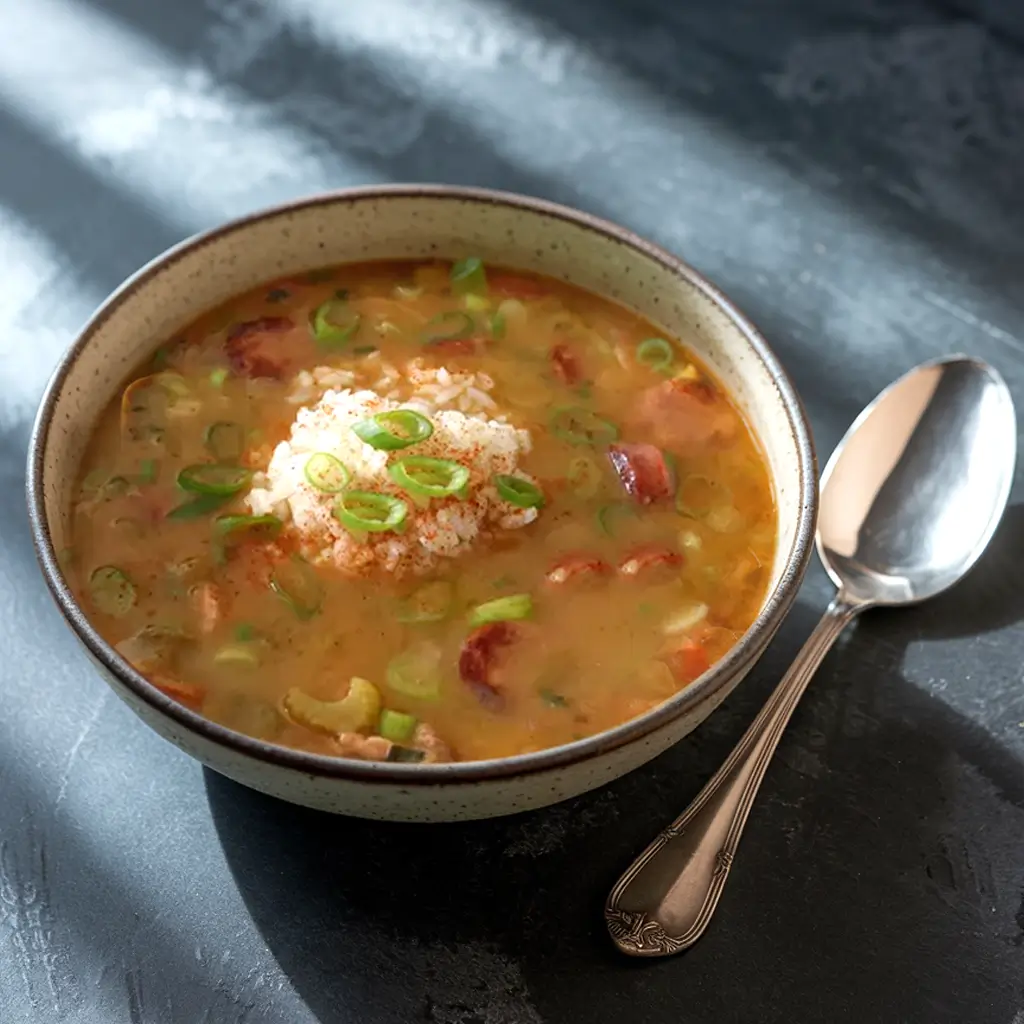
xmin=333 ymin=732 xmax=394 ymax=761
xmin=412 ymin=723 xmax=452 ymax=763
xmin=618 ymin=546 xmax=684 ymax=578
xmin=607 ymin=443 xmax=674 ymax=504
xmin=545 ymin=554 xmax=611 ymax=585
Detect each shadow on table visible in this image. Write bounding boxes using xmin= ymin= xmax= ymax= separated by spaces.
xmin=206 ymin=507 xmax=1024 ymax=1024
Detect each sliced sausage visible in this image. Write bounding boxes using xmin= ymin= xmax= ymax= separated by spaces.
xmin=458 ymin=622 xmax=521 ymax=710
xmin=550 ymin=343 xmax=583 ymax=385
xmin=224 ymin=317 xmax=295 ymax=378
xmin=607 ymin=443 xmax=674 ymax=504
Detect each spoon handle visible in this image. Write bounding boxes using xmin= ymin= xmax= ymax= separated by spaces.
xmin=605 ymin=594 xmax=862 ymax=956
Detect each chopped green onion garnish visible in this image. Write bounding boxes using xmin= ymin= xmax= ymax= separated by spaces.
xmin=636 ymin=337 xmax=675 ymax=373
xmin=469 ymin=593 xmax=533 ymax=626
xmin=490 ymin=311 xmax=506 ymax=339
xmin=450 ymin=257 xmax=487 ymax=295
xmin=177 ymin=464 xmax=252 ymax=497
xmin=351 ymin=410 xmax=434 ymax=451
xmin=378 ymin=709 xmax=418 ymax=744
xmin=386 ymin=642 xmax=442 ymax=699
xmin=270 ymin=554 xmax=324 ymax=620
xmin=493 ymin=474 xmax=544 ymax=509
xmin=89 ymin=566 xmax=136 ymax=617
xmin=388 ymin=457 xmax=470 ymax=499
xmin=397 ymin=580 xmax=454 ymax=623
xmin=137 ymin=459 xmax=158 ymax=484
xmin=463 ymin=293 xmax=490 ymax=313
xmin=420 ymin=311 xmax=475 ymax=344
xmin=303 ymin=452 xmax=350 ymax=493
xmin=167 ymin=492 xmax=233 ymax=520
xmin=310 ymin=298 xmax=361 ymax=348
xmin=550 ymin=406 xmax=619 ymax=447
xmin=209 ymin=367 xmax=229 ymax=389
xmin=204 ymin=421 xmax=246 ymax=463
xmin=388 ymin=746 xmax=426 ymax=763
xmin=334 ymin=491 xmax=408 ymax=534
xmin=567 ymin=456 xmax=601 ymax=499
xmin=597 ymin=501 xmax=638 ymax=537
xmin=214 ymin=514 xmax=283 ymax=548
xmin=234 ymin=623 xmax=257 ymax=642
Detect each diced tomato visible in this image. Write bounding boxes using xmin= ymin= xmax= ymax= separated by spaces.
xmin=607 ymin=443 xmax=674 ymax=504
xmin=550 ymin=343 xmax=583 ymax=385
xmin=633 ymin=378 xmax=737 ymax=454
xmin=489 ymin=273 xmax=549 ymax=300
xmin=224 ymin=317 xmax=296 ymax=378
xmin=545 ymin=554 xmax=611 ymax=585
xmin=458 ymin=622 xmax=521 ymax=710
xmin=663 ymin=639 xmax=711 ymax=685
xmin=618 ymin=546 xmax=684 ymax=578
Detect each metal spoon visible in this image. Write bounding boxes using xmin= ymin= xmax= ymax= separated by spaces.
xmin=605 ymin=354 xmax=1016 ymax=957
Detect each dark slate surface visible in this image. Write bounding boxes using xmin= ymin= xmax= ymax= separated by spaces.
xmin=2 ymin=0 xmax=1023 ymax=1020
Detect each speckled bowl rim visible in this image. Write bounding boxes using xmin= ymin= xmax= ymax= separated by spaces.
xmin=27 ymin=184 xmax=818 ymax=787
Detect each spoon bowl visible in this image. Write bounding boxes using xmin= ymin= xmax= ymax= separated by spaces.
xmin=819 ymin=355 xmax=1016 ymax=606
xmin=606 ymin=354 xmax=1016 ymax=956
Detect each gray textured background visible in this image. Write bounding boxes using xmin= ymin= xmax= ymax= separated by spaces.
xmin=2 ymin=0 xmax=1023 ymax=1021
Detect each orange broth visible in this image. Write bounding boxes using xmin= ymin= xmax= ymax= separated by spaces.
xmin=68 ymin=259 xmax=775 ymax=763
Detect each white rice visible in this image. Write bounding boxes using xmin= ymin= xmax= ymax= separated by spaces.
xmin=248 ymin=364 xmax=537 ymax=577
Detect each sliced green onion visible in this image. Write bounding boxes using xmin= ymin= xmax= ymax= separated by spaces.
xmin=177 ymin=464 xmax=252 ymax=497
xmin=490 ymin=311 xmax=506 ymax=339
xmin=214 ymin=514 xmax=283 ymax=548
xmin=167 ymin=492 xmax=233 ymax=520
xmin=310 ymin=298 xmax=361 ymax=348
xmin=334 ymin=491 xmax=408 ymax=534
xmin=463 ymin=293 xmax=490 ymax=312
xmin=469 ymin=593 xmax=533 ymax=626
xmin=213 ymin=643 xmax=261 ymax=668
xmin=388 ymin=746 xmax=426 ymax=763
xmin=378 ymin=709 xmax=418 ymax=744
xmin=396 ymin=580 xmax=454 ymax=623
xmin=303 ymin=452 xmax=350 ymax=493
xmin=234 ymin=622 xmax=257 ymax=642
xmin=450 ymin=256 xmax=487 ymax=295
xmin=137 ymin=459 xmax=158 ymax=484
xmin=208 ymin=367 xmax=229 ymax=389
xmin=550 ymin=406 xmax=619 ymax=447
xmin=636 ymin=337 xmax=675 ymax=373
xmin=567 ymin=456 xmax=601 ymax=499
xmin=386 ymin=642 xmax=442 ymax=699
xmin=89 ymin=566 xmax=136 ymax=617
xmin=205 ymin=421 xmax=246 ymax=463
xmin=351 ymin=410 xmax=434 ymax=451
xmin=420 ymin=311 xmax=474 ymax=344
xmin=388 ymin=457 xmax=470 ymax=499
xmin=493 ymin=474 xmax=544 ymax=509
xmin=597 ymin=501 xmax=638 ymax=537
xmin=270 ymin=554 xmax=324 ymax=620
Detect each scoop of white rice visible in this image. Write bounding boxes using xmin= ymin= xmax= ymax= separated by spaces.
xmin=247 ymin=367 xmax=537 ymax=576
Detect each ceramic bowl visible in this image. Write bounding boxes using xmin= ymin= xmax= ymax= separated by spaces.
xmin=27 ymin=185 xmax=817 ymax=822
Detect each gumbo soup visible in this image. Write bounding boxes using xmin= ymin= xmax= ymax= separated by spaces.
xmin=69 ymin=260 xmax=775 ymax=764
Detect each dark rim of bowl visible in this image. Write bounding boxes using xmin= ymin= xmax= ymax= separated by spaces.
xmin=26 ymin=184 xmax=818 ymax=786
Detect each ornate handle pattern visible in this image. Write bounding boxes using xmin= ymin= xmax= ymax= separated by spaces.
xmin=605 ymin=594 xmax=862 ymax=956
